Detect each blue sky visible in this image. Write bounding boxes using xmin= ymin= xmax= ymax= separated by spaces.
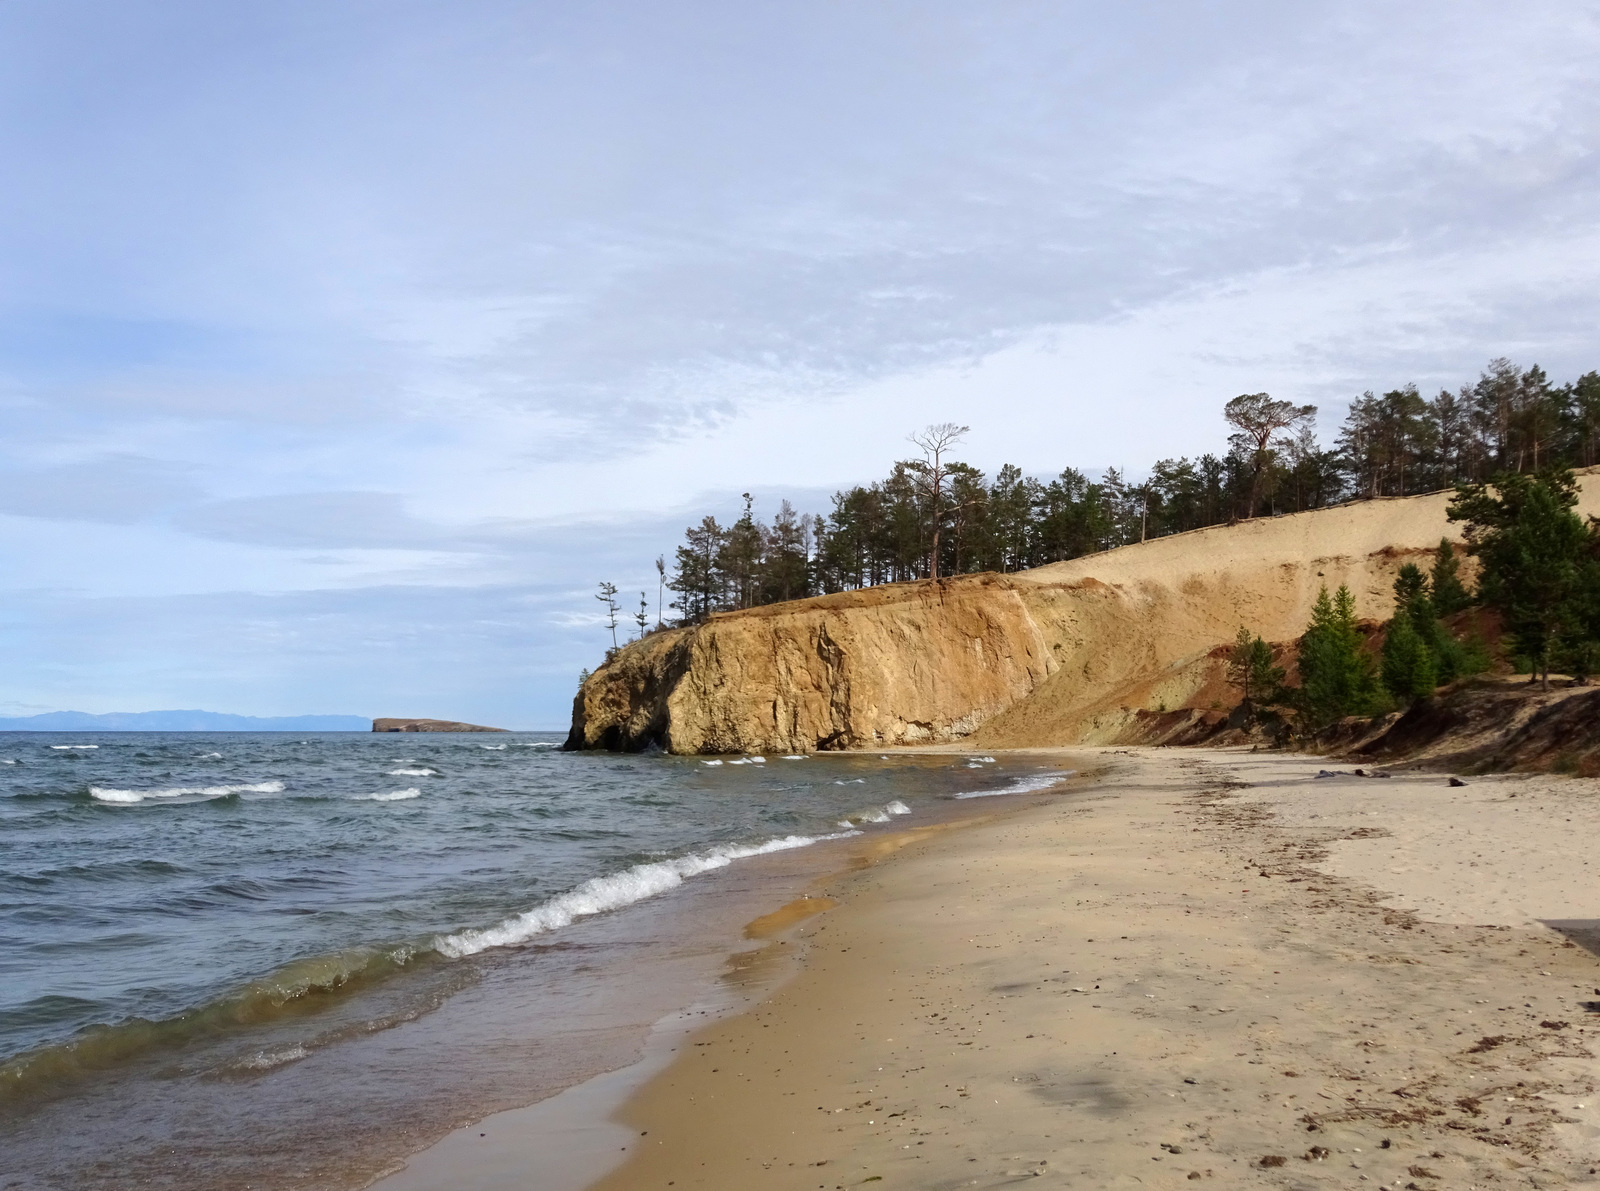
xmin=2 ymin=0 xmax=1598 ymax=728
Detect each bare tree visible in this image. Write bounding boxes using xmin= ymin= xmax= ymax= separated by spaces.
xmin=595 ymin=581 xmax=621 ymax=649
xmin=654 ymin=555 xmax=666 ymax=628
xmin=634 ymin=592 xmax=649 ymax=640
xmin=908 ymin=422 xmax=970 ymax=580
xmin=1223 ymin=393 xmax=1316 ymax=518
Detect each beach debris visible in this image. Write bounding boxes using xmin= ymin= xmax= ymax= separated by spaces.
xmin=1160 ymin=1143 xmax=1184 ymax=1154
xmin=1448 ymin=777 xmax=1467 ymax=786
xmin=1304 ymin=1146 xmax=1331 ymax=1161
xmin=1258 ymin=1155 xmax=1287 ymax=1167
xmin=1314 ymin=769 xmax=1350 ymax=778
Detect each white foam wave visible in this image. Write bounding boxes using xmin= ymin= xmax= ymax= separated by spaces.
xmin=749 ymin=756 xmax=765 ymax=763
xmin=701 ymin=759 xmax=723 ymax=766
xmin=0 ymin=759 xmax=15 ymax=764
xmin=51 ymin=744 xmax=98 ymax=750
xmin=833 ymin=778 xmax=866 ymax=785
xmin=953 ymin=771 xmax=1076 ymax=799
xmin=519 ymin=742 xmax=560 ymax=749
xmin=839 ymin=799 xmax=914 ymax=827
xmin=480 ymin=744 xmax=508 ymax=750
xmin=387 ymin=767 xmax=437 ymax=776
xmin=90 ymin=780 xmax=286 ymax=805
xmin=357 ymin=788 xmax=421 ymax=801
xmin=235 ymin=1044 xmax=309 ymax=1071
xmin=967 ymin=756 xmax=997 ymax=763
xmin=782 ymin=755 xmax=808 ymax=760
xmin=434 ymin=833 xmax=848 ymax=959
xmin=198 ymin=752 xmax=223 ymax=760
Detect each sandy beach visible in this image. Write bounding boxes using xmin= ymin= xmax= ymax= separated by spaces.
xmin=585 ymin=747 xmax=1600 ymax=1191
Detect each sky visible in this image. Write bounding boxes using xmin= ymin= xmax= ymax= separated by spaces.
xmin=2 ymin=0 xmax=1598 ymax=728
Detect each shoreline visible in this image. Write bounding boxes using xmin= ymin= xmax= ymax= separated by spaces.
xmin=366 ymin=758 xmax=1089 ymax=1191
xmin=583 ymin=746 xmax=1600 ymax=1190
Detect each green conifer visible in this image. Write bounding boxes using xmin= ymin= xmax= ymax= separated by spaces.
xmin=1297 ymin=585 xmax=1381 ymax=726
xmin=1429 ymin=540 xmax=1472 ymax=616
xmin=1381 ymin=609 xmax=1437 ymax=701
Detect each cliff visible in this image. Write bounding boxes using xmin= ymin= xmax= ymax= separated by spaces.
xmin=567 ymin=470 xmax=1600 ymax=754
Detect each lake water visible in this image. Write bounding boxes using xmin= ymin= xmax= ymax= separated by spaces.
xmin=0 ymin=731 xmax=1072 ymax=1189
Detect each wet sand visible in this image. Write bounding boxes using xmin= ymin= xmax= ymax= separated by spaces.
xmin=588 ymin=747 xmax=1600 ymax=1190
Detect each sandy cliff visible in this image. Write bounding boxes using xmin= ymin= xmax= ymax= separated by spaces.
xmin=567 ymin=470 xmax=1600 ymax=754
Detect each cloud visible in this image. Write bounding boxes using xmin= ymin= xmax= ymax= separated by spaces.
xmin=0 ymin=454 xmax=198 ymax=524
xmin=1 ymin=1 xmax=1599 ymax=724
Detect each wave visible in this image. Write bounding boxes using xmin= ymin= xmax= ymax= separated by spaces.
xmin=197 ymin=752 xmax=223 ymax=760
xmin=433 ymin=833 xmax=848 ymax=959
xmin=232 ymin=1043 xmax=309 ymax=1072
xmin=0 ymin=944 xmax=424 ymax=1104
xmin=355 ymin=789 xmax=420 ymax=802
xmin=838 ymin=799 xmax=912 ymax=827
xmin=50 ymin=744 xmax=98 ymax=750
xmin=953 ymin=770 xmax=1076 ymax=799
xmin=518 ymin=742 xmax=560 ymax=749
xmin=480 ymin=744 xmax=507 ymax=750
xmin=386 ymin=768 xmax=436 ymax=777
xmin=701 ymin=759 xmax=723 ymax=766
xmin=89 ymin=781 xmax=285 ymax=805
xmin=782 ymin=755 xmax=808 ymax=760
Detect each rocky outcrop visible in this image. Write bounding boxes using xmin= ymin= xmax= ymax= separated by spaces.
xmin=373 ymin=718 xmax=508 ymax=733
xmin=568 ymin=471 xmax=1600 ymax=754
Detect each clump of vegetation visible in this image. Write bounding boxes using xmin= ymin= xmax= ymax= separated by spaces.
xmin=1449 ymin=469 xmax=1600 ymax=689
xmin=1296 ymin=585 xmax=1382 ymax=727
xmin=1226 ymin=626 xmax=1285 ymax=705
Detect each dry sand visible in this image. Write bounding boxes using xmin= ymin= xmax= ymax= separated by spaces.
xmin=589 ymin=747 xmax=1600 ymax=1191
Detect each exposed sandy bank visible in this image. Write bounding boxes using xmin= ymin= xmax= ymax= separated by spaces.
xmin=570 ymin=470 xmax=1600 ymax=756
xmin=591 ymin=749 xmax=1600 ymax=1190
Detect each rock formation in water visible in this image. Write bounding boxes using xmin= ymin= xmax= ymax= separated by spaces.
xmin=372 ymin=718 xmax=508 ymax=733
xmin=567 ymin=470 xmax=1600 ymax=754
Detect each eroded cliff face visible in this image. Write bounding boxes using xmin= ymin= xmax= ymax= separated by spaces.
xmin=567 ymin=576 xmax=1055 ymax=753
xmin=567 ymin=472 xmax=1600 ymax=754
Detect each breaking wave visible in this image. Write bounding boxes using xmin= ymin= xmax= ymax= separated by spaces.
xmin=89 ymin=781 xmax=285 ymax=805
xmin=954 ymin=771 xmax=1075 ymax=799
xmin=356 ymin=789 xmax=421 ymax=802
xmin=433 ymin=833 xmax=848 ymax=959
xmin=838 ymin=799 xmax=912 ymax=827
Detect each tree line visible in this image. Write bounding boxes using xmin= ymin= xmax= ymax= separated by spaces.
xmin=597 ymin=357 xmax=1597 ymax=634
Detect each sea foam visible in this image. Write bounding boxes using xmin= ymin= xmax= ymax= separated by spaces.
xmin=356 ymin=788 xmax=421 ymax=801
xmin=838 ymin=799 xmax=913 ymax=827
xmin=51 ymin=744 xmax=98 ymax=750
xmin=90 ymin=780 xmax=286 ymax=805
xmin=387 ymin=768 xmax=437 ymax=777
xmin=953 ymin=771 xmax=1075 ymax=799
xmin=433 ymin=833 xmax=845 ymax=959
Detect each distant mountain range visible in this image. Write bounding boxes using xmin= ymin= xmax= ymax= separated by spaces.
xmin=0 ymin=710 xmax=371 ymax=732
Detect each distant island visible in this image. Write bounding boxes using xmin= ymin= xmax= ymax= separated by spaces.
xmin=372 ymin=718 xmax=508 ymax=733
xmin=0 ymin=710 xmax=371 ymax=732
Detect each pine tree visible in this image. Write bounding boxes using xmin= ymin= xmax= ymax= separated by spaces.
xmin=595 ymin=581 xmax=621 ymax=650
xmin=1428 ymin=540 xmax=1472 ymax=616
xmin=1449 ymin=469 xmax=1598 ymax=689
xmin=1227 ymin=626 xmax=1285 ymax=704
xmin=1296 ymin=585 xmax=1380 ymax=726
xmin=1381 ymin=608 xmax=1437 ymax=702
